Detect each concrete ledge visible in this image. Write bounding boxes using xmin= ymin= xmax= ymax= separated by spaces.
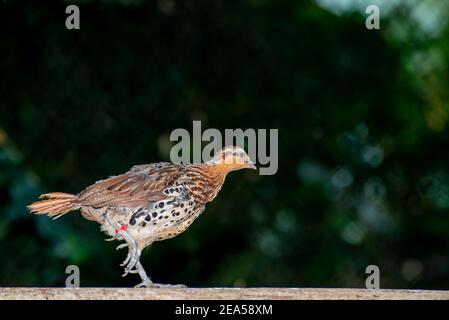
xmin=0 ymin=288 xmax=448 ymax=300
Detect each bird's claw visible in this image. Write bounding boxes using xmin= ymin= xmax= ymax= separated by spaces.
xmin=123 ymin=249 xmax=139 ymax=272
xmin=116 ymin=243 xmax=127 ymax=250
xmin=118 ymin=241 xmax=140 ymax=276
xmin=120 ymin=247 xmax=133 ymax=266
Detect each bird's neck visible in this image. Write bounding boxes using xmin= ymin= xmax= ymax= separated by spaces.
xmin=195 ymin=163 xmax=231 ymax=203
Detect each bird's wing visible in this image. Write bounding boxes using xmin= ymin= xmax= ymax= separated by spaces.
xmin=77 ymin=162 xmax=182 ymax=208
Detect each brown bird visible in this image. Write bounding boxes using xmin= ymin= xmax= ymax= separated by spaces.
xmin=27 ymin=146 xmax=256 ymax=287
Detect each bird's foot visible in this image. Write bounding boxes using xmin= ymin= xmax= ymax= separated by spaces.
xmin=151 ymin=283 xmax=187 ymax=288
xmin=116 ymin=232 xmax=139 ymax=273
xmin=102 ymin=210 xmax=140 ymax=276
xmin=134 ymin=278 xmax=187 ymax=288
xmin=115 ymin=241 xmax=136 ymax=274
xmin=121 ymin=245 xmax=140 ymax=276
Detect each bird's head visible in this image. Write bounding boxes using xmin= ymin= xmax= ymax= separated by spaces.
xmin=208 ymin=146 xmax=256 ymax=172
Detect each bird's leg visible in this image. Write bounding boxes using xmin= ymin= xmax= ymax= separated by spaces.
xmin=103 ymin=210 xmax=186 ymax=288
xmin=134 ymin=262 xmax=154 ymax=287
xmin=103 ymin=209 xmax=123 ymax=241
xmin=103 ymin=209 xmax=140 ymax=275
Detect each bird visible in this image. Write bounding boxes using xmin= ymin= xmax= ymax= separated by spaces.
xmin=27 ymin=146 xmax=256 ymax=287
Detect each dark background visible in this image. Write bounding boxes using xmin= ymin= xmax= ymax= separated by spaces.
xmin=1 ymin=0 xmax=449 ymax=289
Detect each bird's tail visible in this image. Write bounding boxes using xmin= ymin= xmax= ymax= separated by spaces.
xmin=27 ymin=192 xmax=80 ymax=219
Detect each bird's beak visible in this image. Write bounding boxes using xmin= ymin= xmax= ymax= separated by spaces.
xmin=247 ymin=161 xmax=257 ymax=170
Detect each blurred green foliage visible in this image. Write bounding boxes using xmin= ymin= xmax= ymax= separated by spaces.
xmin=1 ymin=0 xmax=449 ymax=288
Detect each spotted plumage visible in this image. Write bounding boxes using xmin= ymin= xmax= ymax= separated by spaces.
xmin=27 ymin=146 xmax=256 ymax=287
